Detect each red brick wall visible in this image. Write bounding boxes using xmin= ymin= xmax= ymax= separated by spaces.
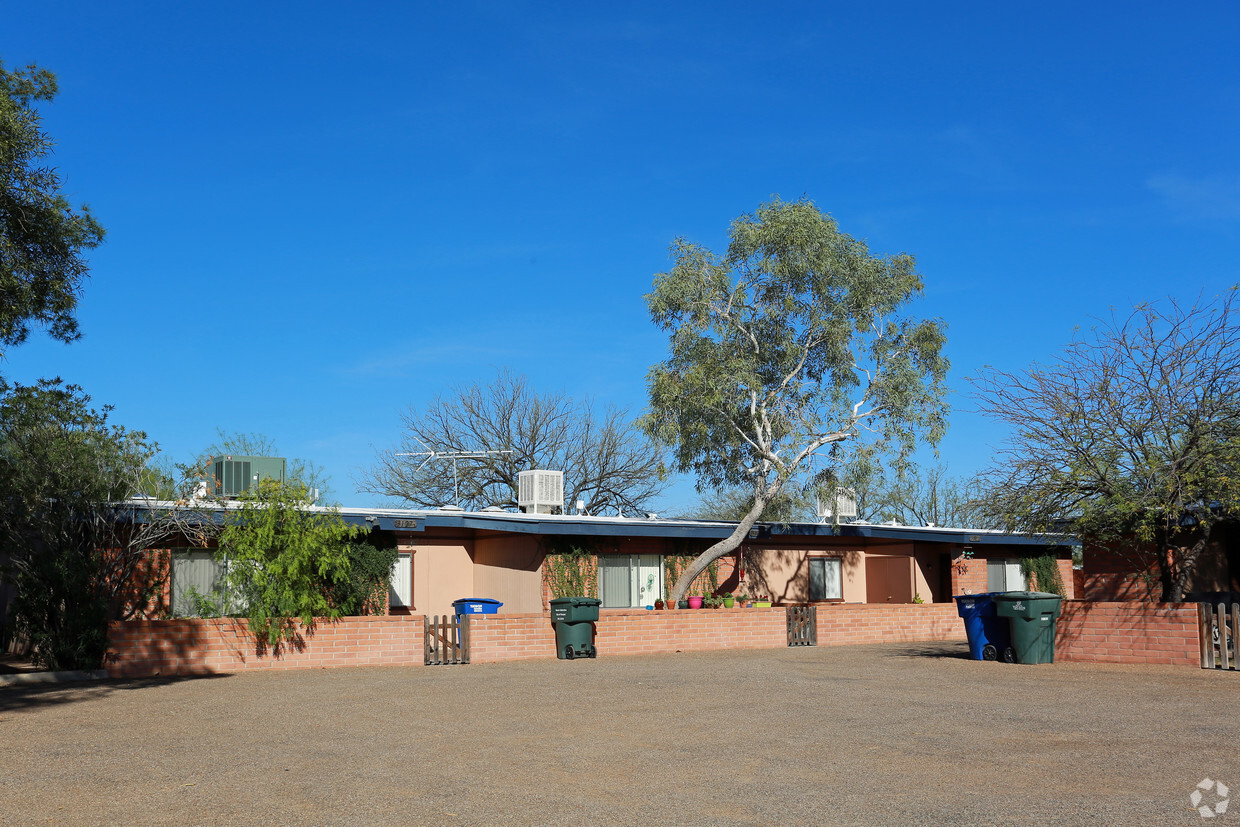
xmin=106 ymin=601 xmax=1204 ymax=677
xmin=816 ymin=603 xmax=963 ymax=645
xmin=1055 ymin=601 xmax=1198 ymax=666
xmin=106 ymin=616 xmax=423 ymax=678
xmin=950 ymin=558 xmax=988 ymax=596
xmin=470 ymin=604 xmax=964 ymax=663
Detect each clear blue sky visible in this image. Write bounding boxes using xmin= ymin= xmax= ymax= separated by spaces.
xmin=3 ymin=2 xmax=1237 ymax=512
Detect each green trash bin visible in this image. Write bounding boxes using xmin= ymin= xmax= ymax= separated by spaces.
xmin=994 ymin=591 xmax=1063 ymax=664
xmin=549 ymin=597 xmax=601 ymax=659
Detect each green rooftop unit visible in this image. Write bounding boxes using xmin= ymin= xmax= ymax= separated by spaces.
xmin=210 ymin=455 xmax=287 ymax=497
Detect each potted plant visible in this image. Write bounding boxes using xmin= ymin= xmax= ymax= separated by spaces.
xmin=654 ymin=599 xmax=665 ymax=610
xmin=703 ymin=596 xmax=722 ymax=609
xmin=678 ymin=598 xmax=690 ymax=609
xmin=753 ymin=595 xmax=772 ymax=608
xmin=722 ymin=592 xmax=735 ymax=608
xmin=688 ymin=595 xmax=703 ymax=609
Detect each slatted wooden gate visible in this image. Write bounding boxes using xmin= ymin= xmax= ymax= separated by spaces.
xmin=1199 ymin=602 xmax=1239 ymax=671
xmin=787 ymin=605 xmax=817 ymax=646
xmin=425 ymin=614 xmax=470 ymax=665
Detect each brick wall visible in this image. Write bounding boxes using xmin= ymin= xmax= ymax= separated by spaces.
xmin=1055 ymin=601 xmax=1199 ymax=666
xmin=106 ymin=615 xmax=423 ymax=678
xmin=106 ymin=601 xmax=1205 ymax=677
xmin=950 ymin=558 xmax=988 ymax=595
xmin=816 ymin=603 xmax=963 ymax=645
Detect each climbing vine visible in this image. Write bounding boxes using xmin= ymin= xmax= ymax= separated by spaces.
xmin=544 ymin=540 xmax=598 ymax=599
xmin=1020 ymin=554 xmax=1065 ymax=596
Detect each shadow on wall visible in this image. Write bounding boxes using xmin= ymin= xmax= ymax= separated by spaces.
xmin=742 ymin=547 xmax=810 ymax=603
xmin=1054 ymin=600 xmax=1196 ymax=657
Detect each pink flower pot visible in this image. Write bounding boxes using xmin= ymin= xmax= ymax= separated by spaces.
xmin=688 ymin=596 xmax=703 ymax=609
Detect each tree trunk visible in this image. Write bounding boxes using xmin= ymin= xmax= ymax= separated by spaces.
xmin=669 ymin=482 xmax=779 ymax=604
xmin=1166 ymin=535 xmax=1209 ymax=603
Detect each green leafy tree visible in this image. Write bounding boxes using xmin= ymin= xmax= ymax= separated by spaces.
xmin=325 ymin=542 xmax=400 ymax=616
xmin=1 ymin=61 xmax=104 ymax=358
xmin=0 ymin=380 xmax=157 ymax=669
xmin=644 ymin=198 xmax=949 ymax=603
xmin=681 ymin=486 xmax=815 ymax=523
xmin=972 ymin=291 xmax=1240 ymax=602
xmin=216 ymin=479 xmax=361 ymax=645
xmin=859 ymin=464 xmax=997 ymax=528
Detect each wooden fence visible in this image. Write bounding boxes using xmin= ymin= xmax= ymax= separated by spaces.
xmin=1198 ymin=602 xmax=1239 ymax=671
xmin=425 ymin=614 xmax=470 ymax=665
xmin=787 ymin=606 xmax=817 ymax=647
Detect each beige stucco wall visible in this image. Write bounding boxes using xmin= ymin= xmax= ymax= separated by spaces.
xmin=748 ymin=545 xmax=866 ymax=603
xmin=473 ymin=535 xmax=544 ymax=613
xmin=405 ymin=538 xmax=474 ymax=617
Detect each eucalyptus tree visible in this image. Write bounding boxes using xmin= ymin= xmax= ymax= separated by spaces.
xmin=644 ymin=198 xmax=949 ymax=603
xmin=972 ymin=291 xmax=1240 ymax=601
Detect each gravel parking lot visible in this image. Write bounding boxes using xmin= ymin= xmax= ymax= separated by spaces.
xmin=2 ymin=641 xmax=1237 ymax=825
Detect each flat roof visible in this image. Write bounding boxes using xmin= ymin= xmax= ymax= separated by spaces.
xmin=122 ymin=499 xmax=1073 ymax=547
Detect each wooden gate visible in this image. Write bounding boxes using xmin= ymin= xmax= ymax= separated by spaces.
xmin=1199 ymin=602 xmax=1239 ymax=671
xmin=787 ymin=605 xmax=817 ymax=647
xmin=424 ymin=614 xmax=470 ymax=665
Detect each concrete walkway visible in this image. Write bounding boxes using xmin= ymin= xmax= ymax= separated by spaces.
xmin=2 ymin=641 xmax=1236 ymax=825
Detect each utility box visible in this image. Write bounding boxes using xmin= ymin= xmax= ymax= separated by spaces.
xmin=210 ymin=456 xmax=287 ymax=497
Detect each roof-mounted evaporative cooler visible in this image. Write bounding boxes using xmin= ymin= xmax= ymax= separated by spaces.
xmin=518 ymin=469 xmax=564 ymax=514
xmin=210 ymin=456 xmax=287 ymax=497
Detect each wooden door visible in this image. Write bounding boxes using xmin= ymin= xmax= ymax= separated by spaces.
xmin=865 ymin=555 xmax=914 ymax=604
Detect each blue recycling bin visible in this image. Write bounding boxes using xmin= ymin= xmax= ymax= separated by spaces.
xmin=954 ymin=593 xmax=1014 ymax=662
xmin=452 ymin=598 xmax=503 ymax=615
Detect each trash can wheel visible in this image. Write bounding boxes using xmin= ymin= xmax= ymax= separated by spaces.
xmin=981 ymin=644 xmax=998 ymax=661
xmin=1001 ymin=647 xmax=1016 ymax=663
xmin=564 ymin=644 xmax=575 ymax=660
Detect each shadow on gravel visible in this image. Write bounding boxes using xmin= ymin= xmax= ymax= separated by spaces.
xmin=883 ymin=642 xmax=972 ymax=660
xmin=0 ymin=674 xmax=230 ymax=714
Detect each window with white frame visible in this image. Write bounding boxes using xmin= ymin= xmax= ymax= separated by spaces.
xmin=598 ymin=554 xmax=663 ymax=608
xmin=808 ymin=557 xmax=843 ymax=601
xmin=389 ymin=553 xmax=412 ymax=607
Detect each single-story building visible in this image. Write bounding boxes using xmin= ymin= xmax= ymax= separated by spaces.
xmin=147 ymin=503 xmax=1076 ymax=618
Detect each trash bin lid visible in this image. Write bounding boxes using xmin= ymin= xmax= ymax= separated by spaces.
xmin=549 ymin=597 xmax=601 ymax=607
xmin=453 ymin=597 xmax=502 ymax=606
xmin=993 ymin=591 xmax=1061 ymax=602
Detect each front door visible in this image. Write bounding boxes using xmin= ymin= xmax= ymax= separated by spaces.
xmin=865 ymin=555 xmax=914 ymax=603
xmin=636 ymin=554 xmax=662 ymax=607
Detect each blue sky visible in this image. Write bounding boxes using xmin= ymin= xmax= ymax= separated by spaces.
xmin=3 ymin=1 xmax=1238 ymax=512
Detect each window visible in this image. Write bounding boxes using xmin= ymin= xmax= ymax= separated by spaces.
xmin=987 ymin=558 xmax=1027 ymax=592
xmin=598 ymin=554 xmax=663 ymax=608
xmin=808 ymin=557 xmax=843 ymax=601
xmin=389 ymin=553 xmax=412 ymax=607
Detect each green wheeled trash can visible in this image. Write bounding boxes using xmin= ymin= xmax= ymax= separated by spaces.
xmin=549 ymin=597 xmax=601 ymax=660
xmin=994 ymin=591 xmax=1063 ymax=664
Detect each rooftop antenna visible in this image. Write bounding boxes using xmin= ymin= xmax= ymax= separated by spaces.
xmin=397 ymin=440 xmax=513 ymax=508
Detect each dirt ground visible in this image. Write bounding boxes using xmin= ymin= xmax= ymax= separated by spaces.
xmin=2 ymin=641 xmax=1237 ymax=825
